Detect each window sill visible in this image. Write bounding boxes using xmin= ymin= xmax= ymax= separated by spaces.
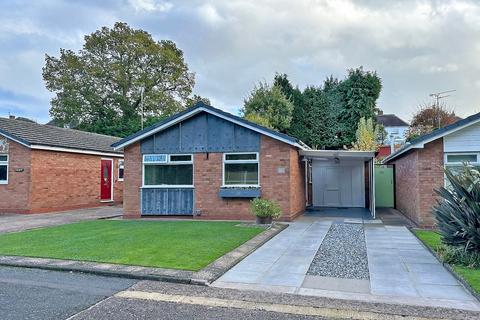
xmin=219 ymin=187 xmax=261 ymax=198
xmin=141 ymin=185 xmax=194 ymax=189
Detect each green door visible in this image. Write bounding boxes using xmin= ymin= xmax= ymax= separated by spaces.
xmin=375 ymin=165 xmax=394 ymax=208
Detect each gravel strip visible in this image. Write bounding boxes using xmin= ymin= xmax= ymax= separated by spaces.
xmin=307 ymin=223 xmax=369 ymax=279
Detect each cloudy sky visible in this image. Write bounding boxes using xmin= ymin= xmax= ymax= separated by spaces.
xmin=1 ymin=0 xmax=480 ymax=123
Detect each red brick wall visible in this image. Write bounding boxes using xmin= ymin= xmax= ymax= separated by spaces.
xmin=0 ymin=138 xmax=31 ymax=213
xmin=29 ymin=150 xmax=123 ymax=213
xmin=391 ymin=138 xmax=444 ymax=227
xmin=123 ymin=136 xmax=306 ymax=221
xmin=123 ymin=142 xmax=142 ymax=218
xmin=417 ymin=138 xmax=444 ymax=227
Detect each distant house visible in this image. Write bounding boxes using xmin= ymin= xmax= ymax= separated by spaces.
xmin=113 ymin=102 xmax=376 ymax=220
xmin=383 ymin=112 xmax=480 ymax=227
xmin=0 ymin=116 xmax=124 ymax=213
xmin=377 ymin=113 xmax=409 ymax=145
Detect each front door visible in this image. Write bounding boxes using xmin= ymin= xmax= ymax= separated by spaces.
xmin=100 ymin=159 xmax=113 ymax=201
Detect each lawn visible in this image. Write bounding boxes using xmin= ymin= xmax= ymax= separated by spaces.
xmin=0 ymin=220 xmax=264 ymax=271
xmin=414 ymin=229 xmax=480 ymax=294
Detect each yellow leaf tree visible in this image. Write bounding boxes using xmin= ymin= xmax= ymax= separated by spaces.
xmin=352 ymin=117 xmax=378 ymax=151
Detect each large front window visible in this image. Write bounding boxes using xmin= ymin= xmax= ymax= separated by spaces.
xmin=223 ymin=153 xmax=259 ymax=186
xmin=0 ymin=155 xmax=8 ymax=184
xmin=143 ymin=154 xmax=193 ymax=187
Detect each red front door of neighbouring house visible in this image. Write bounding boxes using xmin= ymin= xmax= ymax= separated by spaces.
xmin=100 ymin=159 xmax=112 ymax=201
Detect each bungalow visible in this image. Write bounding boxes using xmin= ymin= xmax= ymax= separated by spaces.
xmin=113 ymin=102 xmax=376 ymax=220
xmin=383 ymin=111 xmax=480 ymax=227
xmin=0 ymin=116 xmax=124 ymax=213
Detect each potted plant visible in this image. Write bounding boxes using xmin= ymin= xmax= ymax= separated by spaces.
xmin=250 ymin=198 xmax=282 ymax=224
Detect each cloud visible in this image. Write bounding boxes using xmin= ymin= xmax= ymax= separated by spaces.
xmin=1 ymin=0 xmax=480 ymax=123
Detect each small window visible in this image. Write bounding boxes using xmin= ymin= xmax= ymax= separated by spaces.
xmin=169 ymin=155 xmax=192 ymax=162
xmin=446 ymin=154 xmax=478 ymax=164
xmin=223 ymin=153 xmax=259 ymax=186
xmin=143 ymin=154 xmax=193 ymax=187
xmin=0 ymin=154 xmax=8 ymax=184
xmin=118 ymin=160 xmax=124 ymax=181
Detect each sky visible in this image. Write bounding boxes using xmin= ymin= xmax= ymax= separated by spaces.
xmin=1 ymin=0 xmax=480 ymax=124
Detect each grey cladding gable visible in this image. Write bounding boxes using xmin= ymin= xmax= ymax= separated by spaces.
xmin=141 ymin=111 xmax=261 ymax=154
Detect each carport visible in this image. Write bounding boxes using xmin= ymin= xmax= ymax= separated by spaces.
xmin=300 ymin=150 xmax=376 ymax=218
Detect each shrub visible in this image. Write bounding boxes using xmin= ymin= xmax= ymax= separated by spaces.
xmin=433 ymin=165 xmax=480 ymax=254
xmin=437 ymin=245 xmax=480 ymax=268
xmin=250 ymin=198 xmax=282 ymax=219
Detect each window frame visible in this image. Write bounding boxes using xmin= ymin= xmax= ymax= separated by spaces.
xmin=118 ymin=159 xmax=124 ymax=181
xmin=444 ymin=152 xmax=480 ymax=166
xmin=0 ymin=154 xmax=7 ymax=185
xmin=222 ymin=152 xmax=260 ymax=188
xmin=142 ymin=154 xmax=194 ymax=188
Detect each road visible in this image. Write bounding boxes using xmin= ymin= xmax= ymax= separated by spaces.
xmin=0 ymin=266 xmax=477 ymax=320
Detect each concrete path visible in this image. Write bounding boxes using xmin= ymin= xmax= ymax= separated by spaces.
xmin=0 ymin=206 xmax=122 ymax=234
xmin=213 ymin=215 xmax=480 ymax=311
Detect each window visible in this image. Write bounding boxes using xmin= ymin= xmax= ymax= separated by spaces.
xmin=0 ymin=155 xmax=8 ymax=184
xmin=445 ymin=153 xmax=480 ymax=178
xmin=118 ymin=160 xmax=124 ymax=181
xmin=223 ymin=153 xmax=259 ymax=186
xmin=143 ymin=154 xmax=193 ymax=187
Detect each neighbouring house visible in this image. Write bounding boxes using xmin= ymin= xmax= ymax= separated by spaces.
xmin=383 ymin=111 xmax=480 ymax=227
xmin=0 ymin=116 xmax=124 ymax=213
xmin=112 ymin=102 xmax=376 ymax=221
xmin=377 ymin=112 xmax=409 ymax=145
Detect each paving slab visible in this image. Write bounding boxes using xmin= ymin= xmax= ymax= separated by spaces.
xmin=213 ymin=214 xmax=480 ymax=311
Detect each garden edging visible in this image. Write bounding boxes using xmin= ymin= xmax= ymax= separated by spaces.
xmin=410 ymin=228 xmax=480 ymax=302
xmin=0 ymin=222 xmax=287 ymax=285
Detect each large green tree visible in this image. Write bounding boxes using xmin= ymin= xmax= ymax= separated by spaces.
xmin=242 ymin=82 xmax=294 ymax=133
xmin=330 ymin=67 xmax=382 ymax=146
xmin=43 ymin=22 xmax=196 ymax=137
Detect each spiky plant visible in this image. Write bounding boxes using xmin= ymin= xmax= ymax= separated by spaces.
xmin=433 ymin=165 xmax=480 ymax=253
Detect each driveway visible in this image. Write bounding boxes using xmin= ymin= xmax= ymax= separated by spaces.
xmin=213 ymin=210 xmax=480 ymax=311
xmin=0 ymin=206 xmax=122 ymax=234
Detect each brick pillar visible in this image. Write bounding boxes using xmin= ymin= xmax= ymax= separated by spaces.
xmin=123 ymin=142 xmax=142 ymax=218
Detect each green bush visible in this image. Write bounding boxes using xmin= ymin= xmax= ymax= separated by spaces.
xmin=433 ymin=165 xmax=480 ymax=254
xmin=250 ymin=198 xmax=282 ymax=219
xmin=438 ymin=245 xmax=480 ymax=268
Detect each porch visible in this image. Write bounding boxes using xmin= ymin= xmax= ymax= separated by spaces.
xmin=300 ymin=150 xmax=376 ymax=218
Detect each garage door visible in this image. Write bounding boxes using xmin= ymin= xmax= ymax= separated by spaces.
xmin=312 ymin=162 xmax=364 ymax=207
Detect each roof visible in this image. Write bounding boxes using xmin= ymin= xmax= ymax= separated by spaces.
xmin=112 ymin=102 xmax=310 ymax=150
xmin=377 ymin=114 xmax=409 ymax=127
xmin=0 ymin=117 xmax=122 ymax=155
xmin=383 ymin=111 xmax=480 ymax=163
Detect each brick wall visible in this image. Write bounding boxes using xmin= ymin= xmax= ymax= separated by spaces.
xmin=0 ymin=138 xmax=31 ymax=213
xmin=123 ymin=142 xmax=142 ymax=218
xmin=417 ymin=138 xmax=444 ymax=227
xmin=29 ymin=150 xmax=123 ymax=213
xmin=195 ymin=135 xmax=304 ymax=221
xmin=391 ymin=138 xmax=444 ymax=227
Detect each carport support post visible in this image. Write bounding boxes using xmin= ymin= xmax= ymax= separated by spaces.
xmin=370 ymin=158 xmax=375 ymax=218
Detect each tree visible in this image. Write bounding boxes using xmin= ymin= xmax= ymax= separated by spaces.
xmin=301 ymin=86 xmax=337 ymax=149
xmin=352 ymin=117 xmax=378 ymax=151
xmin=43 ymin=22 xmax=195 ymax=137
xmin=244 ymin=113 xmax=273 ymax=129
xmin=273 ymin=74 xmax=306 ymax=141
xmin=185 ymin=94 xmax=211 ymax=107
xmin=242 ymin=82 xmax=294 ymax=133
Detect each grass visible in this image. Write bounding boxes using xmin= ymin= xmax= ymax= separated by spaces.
xmin=0 ymin=220 xmax=264 ymax=271
xmin=414 ymin=229 xmax=480 ymax=294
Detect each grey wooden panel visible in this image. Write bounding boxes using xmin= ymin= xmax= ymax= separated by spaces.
xmin=140 ymin=112 xmax=260 ymax=154
xmin=141 ymin=188 xmax=194 ymax=215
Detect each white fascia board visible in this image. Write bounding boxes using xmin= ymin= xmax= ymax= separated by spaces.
xmin=30 ymin=145 xmax=123 ymax=158
xmin=113 ymin=107 xmax=306 ymax=151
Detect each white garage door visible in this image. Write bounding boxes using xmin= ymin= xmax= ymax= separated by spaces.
xmin=312 ymin=161 xmax=365 ymax=207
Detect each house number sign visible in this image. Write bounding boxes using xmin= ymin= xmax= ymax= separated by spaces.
xmin=0 ymin=138 xmax=8 ymax=153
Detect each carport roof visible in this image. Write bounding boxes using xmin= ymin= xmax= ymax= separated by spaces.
xmin=300 ymin=150 xmax=375 ymax=160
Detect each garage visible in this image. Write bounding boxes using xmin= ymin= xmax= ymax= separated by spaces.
xmin=300 ymin=150 xmax=375 ymax=216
